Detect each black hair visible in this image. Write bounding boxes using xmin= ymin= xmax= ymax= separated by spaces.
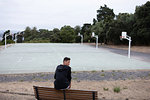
xmin=63 ymin=57 xmax=71 ymax=62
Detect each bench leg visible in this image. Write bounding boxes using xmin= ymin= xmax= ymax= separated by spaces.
xmin=63 ymin=90 xmax=66 ymax=100
xmin=92 ymin=92 xmax=95 ymax=100
xmin=35 ymin=87 xmax=40 ymax=100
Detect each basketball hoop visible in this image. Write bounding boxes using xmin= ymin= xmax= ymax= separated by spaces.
xmin=91 ymin=32 xmax=98 ymax=48
xmin=78 ymin=33 xmax=83 ymax=44
xmin=120 ymin=36 xmax=126 ymax=40
xmin=120 ymin=31 xmax=132 ymax=58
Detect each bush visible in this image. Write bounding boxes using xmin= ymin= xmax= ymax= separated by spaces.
xmin=0 ymin=40 xmax=15 ymax=45
xmin=114 ymin=86 xmax=120 ymax=93
xmin=0 ymin=41 xmax=3 ymax=45
xmin=103 ymin=88 xmax=109 ymax=91
xmin=7 ymin=40 xmax=15 ymax=44
xmin=23 ymin=38 xmax=50 ymax=43
xmin=101 ymin=73 xmax=105 ymax=76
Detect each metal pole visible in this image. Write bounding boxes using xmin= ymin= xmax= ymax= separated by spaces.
xmin=91 ymin=32 xmax=98 ymax=48
xmin=15 ymin=34 xmax=17 ymax=44
xmin=81 ymin=35 xmax=83 ymax=44
xmin=15 ymin=34 xmax=16 ymax=43
xmin=121 ymin=32 xmax=132 ymax=58
xmin=96 ymin=36 xmax=98 ymax=48
xmin=5 ymin=34 xmax=6 ymax=49
xmin=128 ymin=37 xmax=131 ymax=58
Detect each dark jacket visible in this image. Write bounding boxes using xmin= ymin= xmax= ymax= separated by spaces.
xmin=54 ymin=65 xmax=72 ymax=90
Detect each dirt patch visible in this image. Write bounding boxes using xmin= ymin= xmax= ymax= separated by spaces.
xmin=0 ymin=79 xmax=150 ymax=100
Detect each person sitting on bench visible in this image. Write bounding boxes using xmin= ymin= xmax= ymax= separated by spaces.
xmin=54 ymin=57 xmax=72 ymax=90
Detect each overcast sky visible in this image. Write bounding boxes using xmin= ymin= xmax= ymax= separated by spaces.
xmin=0 ymin=0 xmax=148 ymax=31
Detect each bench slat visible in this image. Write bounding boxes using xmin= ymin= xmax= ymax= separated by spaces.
xmin=38 ymin=93 xmax=94 ymax=99
xmin=37 ymin=89 xmax=95 ymax=95
xmin=37 ymin=90 xmax=96 ymax=98
xmin=35 ymin=86 xmax=97 ymax=93
xmin=38 ymin=93 xmax=95 ymax=99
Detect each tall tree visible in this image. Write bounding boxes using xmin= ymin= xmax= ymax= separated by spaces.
xmin=91 ymin=21 xmax=104 ymax=44
xmin=2 ymin=30 xmax=12 ymax=42
xmin=97 ymin=4 xmax=115 ymax=22
xmin=74 ymin=25 xmax=81 ymax=43
xmin=106 ymin=13 xmax=135 ymax=45
xmin=81 ymin=24 xmax=92 ymax=42
xmin=39 ymin=29 xmax=51 ymax=40
xmin=132 ymin=1 xmax=150 ymax=45
xmin=92 ymin=18 xmax=97 ymax=25
xmin=74 ymin=25 xmax=81 ymax=35
xmin=23 ymin=26 xmax=31 ymax=41
xmin=31 ymin=27 xmax=38 ymax=39
xmin=50 ymin=28 xmax=61 ymax=43
xmin=95 ymin=4 xmax=115 ymax=44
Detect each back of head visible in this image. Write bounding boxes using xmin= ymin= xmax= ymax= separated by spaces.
xmin=63 ymin=57 xmax=71 ymax=66
xmin=63 ymin=57 xmax=70 ymax=62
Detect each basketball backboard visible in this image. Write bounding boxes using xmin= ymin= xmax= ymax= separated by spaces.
xmin=122 ymin=32 xmax=127 ymax=38
xmin=92 ymin=32 xmax=95 ymax=37
xmin=78 ymin=33 xmax=81 ymax=36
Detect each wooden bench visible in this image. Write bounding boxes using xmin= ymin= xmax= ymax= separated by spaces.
xmin=33 ymin=86 xmax=98 ymax=100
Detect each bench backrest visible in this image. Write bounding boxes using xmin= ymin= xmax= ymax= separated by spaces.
xmin=33 ymin=86 xmax=98 ymax=100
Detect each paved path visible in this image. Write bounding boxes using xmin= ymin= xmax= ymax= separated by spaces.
xmin=98 ymin=46 xmax=150 ymax=63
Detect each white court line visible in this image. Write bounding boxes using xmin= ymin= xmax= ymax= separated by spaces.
xmin=17 ymin=57 xmax=23 ymax=63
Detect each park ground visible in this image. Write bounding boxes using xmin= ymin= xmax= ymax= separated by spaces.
xmin=0 ymin=44 xmax=150 ymax=100
xmin=86 ymin=43 xmax=150 ymax=62
xmin=0 ymin=70 xmax=150 ymax=100
xmin=86 ymin=43 xmax=150 ymax=54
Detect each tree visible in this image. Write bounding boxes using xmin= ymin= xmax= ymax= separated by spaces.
xmin=39 ymin=29 xmax=51 ymax=40
xmin=23 ymin=26 xmax=31 ymax=41
xmin=2 ymin=30 xmax=12 ymax=42
xmin=95 ymin=4 xmax=115 ymax=44
xmin=60 ymin=26 xmax=76 ymax=43
xmin=23 ymin=26 xmax=50 ymax=42
xmin=50 ymin=28 xmax=61 ymax=43
xmin=132 ymin=1 xmax=150 ymax=45
xmin=81 ymin=24 xmax=92 ymax=42
xmin=74 ymin=25 xmax=81 ymax=43
xmin=91 ymin=21 xmax=104 ymax=44
xmin=74 ymin=25 xmax=81 ymax=35
xmin=31 ymin=27 xmax=39 ymax=40
xmin=105 ymin=13 xmax=135 ymax=45
xmin=106 ymin=20 xmax=123 ymax=45
xmin=17 ymin=34 xmax=23 ymax=43
xmin=92 ymin=18 xmax=97 ymax=25
xmin=1 ymin=30 xmax=14 ymax=44
xmin=97 ymin=4 xmax=115 ymax=22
